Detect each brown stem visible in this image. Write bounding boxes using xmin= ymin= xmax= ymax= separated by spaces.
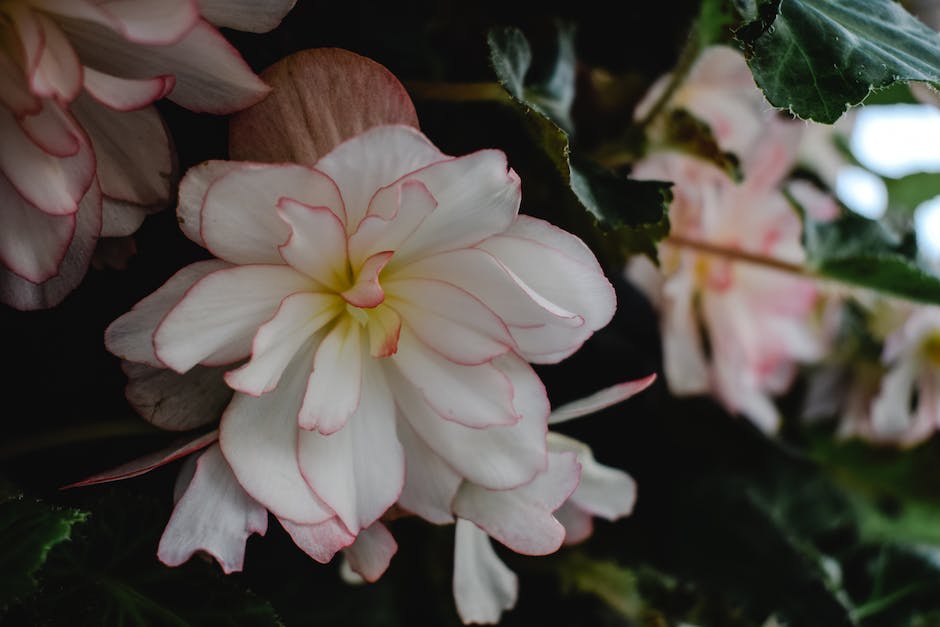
xmin=405 ymin=81 xmax=510 ymax=103
xmin=666 ymin=234 xmax=813 ymax=278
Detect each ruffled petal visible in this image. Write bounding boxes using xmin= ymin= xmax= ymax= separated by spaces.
xmin=276 ymin=199 xmax=349 ymax=289
xmin=390 ymin=352 xmax=548 ymax=490
xmin=200 ymin=163 xmax=343 ymax=265
xmin=82 ymin=67 xmax=174 ymax=110
xmin=452 ymin=519 xmax=518 ymax=625
xmin=154 ymin=264 xmax=312 ymax=372
xmin=0 ymin=175 xmax=75 ymax=283
xmin=452 ymin=451 xmax=580 ymax=556
xmin=391 ymin=338 xmax=518 ymax=428
xmin=476 ymin=216 xmax=615 ymax=363
xmin=35 ymin=0 xmax=199 ymax=45
xmin=547 ymin=433 xmax=636 ymax=520
xmin=279 ymin=516 xmax=355 ymax=564
xmin=395 ymin=418 xmax=461 ymax=524
xmin=348 ymin=180 xmax=435 ymax=267
xmin=158 ymin=445 xmax=268 ymax=574
xmin=229 ymin=48 xmax=421 ymax=167
xmin=219 ymin=344 xmax=335 ymax=524
xmin=344 ymin=522 xmax=397 ymax=583
xmin=297 ymin=359 xmax=403 ymax=534
xmin=122 ymin=361 xmax=232 ymax=430
xmin=106 ymin=259 xmax=230 ymax=366
xmin=177 ymin=160 xmax=241 ymax=247
xmin=196 ymin=0 xmax=296 ymax=32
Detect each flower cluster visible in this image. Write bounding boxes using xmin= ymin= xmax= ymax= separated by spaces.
xmin=0 ymin=0 xmax=294 ymax=309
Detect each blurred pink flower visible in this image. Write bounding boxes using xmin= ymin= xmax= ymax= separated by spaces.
xmin=0 ymin=0 xmax=295 ymax=309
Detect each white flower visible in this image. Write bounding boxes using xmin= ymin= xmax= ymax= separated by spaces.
xmin=103 ymin=48 xmax=622 ymax=589
xmin=0 ymin=0 xmax=295 ymax=309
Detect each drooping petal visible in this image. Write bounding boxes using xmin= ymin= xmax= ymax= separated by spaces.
xmin=177 ymin=160 xmax=242 ymax=247
xmin=476 ymin=216 xmax=615 ymax=363
xmin=225 ymin=292 xmax=342 ymax=396
xmin=548 ymin=375 xmax=656 ymax=424
xmin=275 ymin=199 xmax=349 ymax=289
xmin=553 ymin=502 xmax=594 ymax=545
xmin=547 ymin=433 xmax=636 ymax=520
xmin=391 ymin=338 xmax=518 ymax=428
xmin=390 ymin=352 xmax=548 ymax=490
xmin=297 ymin=359 xmax=403 ymax=534
xmin=298 ymin=317 xmax=363 ymax=434
xmin=154 ymin=264 xmax=312 ymax=372
xmin=196 ymin=0 xmax=296 ymax=32
xmin=392 ymin=151 xmax=521 ymax=264
xmin=344 ymin=522 xmax=397 ymax=583
xmin=62 ymin=19 xmax=269 ymax=113
xmin=313 ymin=126 xmax=447 ymax=230
xmin=122 ymin=361 xmax=232 ymax=430
xmin=63 ymin=430 xmax=218 ymax=488
xmin=395 ymin=418 xmax=461 ymax=524
xmin=386 ymin=278 xmax=514 ymax=365
xmin=105 ymin=259 xmax=229 ymax=366
xmin=200 ymin=163 xmax=343 ymax=265
xmin=71 ymin=95 xmax=172 ymax=213
xmin=0 ymin=177 xmax=101 ymax=310
xmin=219 ymin=344 xmax=334 ymax=525
xmin=452 ymin=519 xmax=518 ymax=625
xmin=158 ymin=445 xmax=268 ymax=574
xmin=82 ymin=67 xmax=174 ymax=110
xmin=279 ymin=516 xmax=355 ymax=564
xmin=452 ymin=451 xmax=580 ymax=556
xmin=229 ymin=48 xmax=421 ymax=167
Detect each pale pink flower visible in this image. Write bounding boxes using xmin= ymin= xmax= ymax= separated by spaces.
xmin=99 ymin=49 xmax=641 ymax=601
xmin=627 ymin=120 xmax=825 ymax=432
xmin=0 ymin=0 xmax=295 ymax=309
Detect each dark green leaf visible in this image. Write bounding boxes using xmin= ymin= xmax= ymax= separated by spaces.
xmin=0 ymin=496 xmax=87 ymax=609
xmin=487 ymin=26 xmax=672 ymax=261
xmin=735 ymin=0 xmax=940 ymax=123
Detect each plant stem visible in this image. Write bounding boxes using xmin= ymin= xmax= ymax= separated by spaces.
xmin=405 ymin=81 xmax=510 ymax=103
xmin=665 ymin=234 xmax=814 ymax=278
xmin=0 ymin=420 xmax=160 ymax=461
xmin=636 ymin=24 xmax=703 ymax=129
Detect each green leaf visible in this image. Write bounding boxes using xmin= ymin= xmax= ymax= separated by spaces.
xmin=487 ymin=25 xmax=672 ymax=261
xmin=883 ymin=171 xmax=940 ymax=233
xmin=735 ymin=0 xmax=940 ymax=123
xmin=555 ymin=552 xmax=644 ymax=619
xmin=0 ymin=496 xmax=87 ymax=609
xmin=9 ymin=491 xmax=281 ymax=627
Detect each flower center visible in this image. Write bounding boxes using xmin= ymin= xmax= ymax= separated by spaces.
xmin=922 ymin=332 xmax=940 ymax=367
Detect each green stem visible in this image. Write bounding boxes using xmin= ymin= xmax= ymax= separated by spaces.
xmin=850 ymin=580 xmax=933 ymax=622
xmin=636 ymin=23 xmax=703 ymax=129
xmin=405 ymin=81 xmax=511 ymax=103
xmin=0 ymin=420 xmax=160 ymax=461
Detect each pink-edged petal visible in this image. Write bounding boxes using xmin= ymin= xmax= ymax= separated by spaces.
xmin=660 ymin=271 xmax=710 ymax=394
xmin=453 ymin=451 xmax=580 ymax=556
xmin=34 ymin=0 xmax=198 ymax=45
xmin=391 ymin=338 xmax=518 ymax=428
xmin=105 ymin=259 xmax=229 ymax=366
xmin=0 ymin=103 xmax=94 ymax=216
xmin=279 ymin=516 xmax=355 ymax=564
xmin=348 ymin=180 xmax=436 ymax=266
xmin=394 ymin=247 xmax=586 ymax=359
xmin=229 ymin=48 xmax=420 ymax=166
xmin=157 ymin=444 xmax=267 ymax=573
xmin=342 ymin=251 xmax=393 ymax=308
xmin=29 ymin=14 xmax=82 ymax=102
xmin=225 ymin=292 xmax=342 ymax=396
xmin=0 ymin=175 xmax=75 ymax=283
xmin=366 ymin=305 xmax=402 ymax=358
xmin=7 ymin=5 xmax=42 ymax=77
xmin=548 ymin=375 xmax=656 ymax=424
xmin=0 ymin=176 xmax=101 ymax=310
xmin=297 ymin=360 xmax=403 ymax=534
xmin=392 ymin=151 xmax=521 ymax=264
xmin=0 ymin=44 xmax=39 ymax=115
xmin=64 ymin=430 xmax=218 ymax=489
xmin=62 ymin=19 xmax=268 ymax=114
xmin=122 ymin=361 xmax=232 ymax=430
xmin=454 ymin=520 xmax=519 ymax=624
xmin=477 ymin=215 xmax=615 ymax=363
xmin=201 ymin=163 xmax=343 ymax=265
xmin=386 ymin=278 xmax=514 ymax=365
xmin=99 ymin=197 xmax=149 ymax=237
xmin=389 ymin=352 xmax=548 ymax=490
xmin=313 ymin=125 xmax=447 ymax=230
xmin=197 ymin=0 xmax=296 ymax=32
xmin=554 ymin=502 xmax=594 ymax=545
xmin=154 ymin=264 xmax=312 ymax=372
xmin=276 ymin=199 xmax=348 ymax=288
xmin=83 ymin=67 xmax=174 ymax=110
xmin=344 ymin=522 xmax=397 ymax=583
xmin=219 ymin=345 xmax=335 ymax=525
xmin=177 ymin=160 xmax=240 ymax=246
xmin=547 ymin=433 xmax=636 ymax=521
xmin=71 ymin=96 xmax=172 ymax=211
xmin=18 ymin=99 xmax=81 ymax=157
xmin=298 ymin=318 xmax=363 ymax=434
xmin=453 ymin=518 xmax=518 ymax=625
xmin=395 ymin=418 xmax=461 ymax=524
